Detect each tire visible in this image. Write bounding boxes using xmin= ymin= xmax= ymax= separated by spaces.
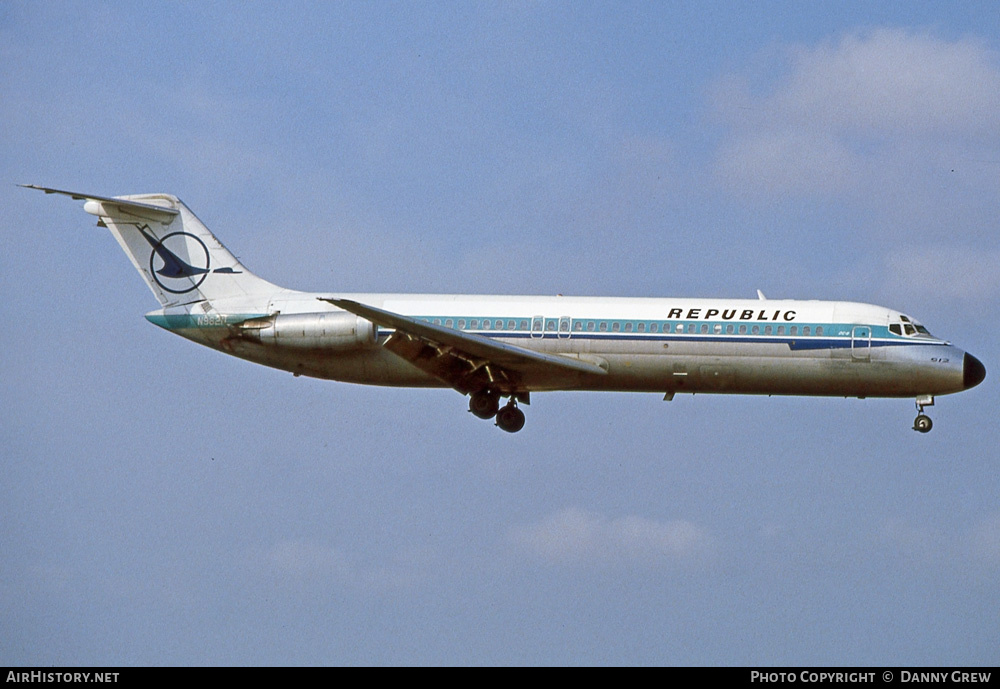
xmin=469 ymin=390 xmax=500 ymax=419
xmin=496 ymin=405 xmax=525 ymax=433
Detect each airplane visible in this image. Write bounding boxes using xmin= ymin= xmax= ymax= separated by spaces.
xmin=24 ymin=184 xmax=985 ymax=434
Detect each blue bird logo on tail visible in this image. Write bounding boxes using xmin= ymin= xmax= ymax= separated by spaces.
xmin=138 ymin=226 xmax=210 ymax=294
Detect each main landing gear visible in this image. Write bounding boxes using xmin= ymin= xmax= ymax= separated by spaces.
xmin=913 ymin=395 xmax=934 ymax=433
xmin=469 ymin=388 xmax=500 ymax=419
xmin=495 ymin=402 xmax=526 ymax=433
xmin=468 ymin=389 xmax=526 ymax=433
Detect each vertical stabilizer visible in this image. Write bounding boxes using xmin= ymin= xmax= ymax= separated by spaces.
xmin=23 ymin=186 xmax=280 ymax=307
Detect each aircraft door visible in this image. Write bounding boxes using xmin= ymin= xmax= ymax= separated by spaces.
xmin=851 ymin=326 xmax=871 ymax=361
xmin=531 ymin=316 xmax=544 ymax=339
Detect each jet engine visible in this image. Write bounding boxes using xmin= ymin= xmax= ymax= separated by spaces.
xmin=240 ymin=312 xmax=377 ymax=350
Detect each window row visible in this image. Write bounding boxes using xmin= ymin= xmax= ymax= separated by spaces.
xmin=423 ymin=317 xmax=825 ymax=337
xmin=573 ymin=321 xmax=824 ymax=336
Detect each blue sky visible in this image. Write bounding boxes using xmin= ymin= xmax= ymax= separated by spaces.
xmin=2 ymin=1 xmax=998 ymax=665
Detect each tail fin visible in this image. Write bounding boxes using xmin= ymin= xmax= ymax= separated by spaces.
xmin=23 ymin=185 xmax=280 ymax=306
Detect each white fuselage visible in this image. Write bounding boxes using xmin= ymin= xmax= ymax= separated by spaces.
xmin=149 ymin=291 xmax=971 ymax=399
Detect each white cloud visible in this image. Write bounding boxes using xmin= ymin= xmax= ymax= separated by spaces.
xmin=715 ymin=129 xmax=860 ymax=198
xmin=510 ymin=508 xmax=711 ymax=566
xmin=712 ymin=29 xmax=1000 ymax=199
xmin=774 ymin=30 xmax=1000 ymax=136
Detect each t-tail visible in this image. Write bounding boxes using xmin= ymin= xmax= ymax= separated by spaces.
xmin=21 ymin=185 xmax=280 ymax=307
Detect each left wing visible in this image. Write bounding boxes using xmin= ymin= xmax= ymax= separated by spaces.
xmin=320 ymin=298 xmax=607 ymax=395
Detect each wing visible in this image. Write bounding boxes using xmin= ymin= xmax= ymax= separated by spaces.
xmin=320 ymin=298 xmax=607 ymax=395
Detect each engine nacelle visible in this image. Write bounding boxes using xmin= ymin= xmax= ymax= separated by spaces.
xmin=242 ymin=312 xmax=376 ymax=350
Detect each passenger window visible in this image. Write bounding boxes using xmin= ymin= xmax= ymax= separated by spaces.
xmin=638 ymin=322 xmax=645 ymax=333
xmin=816 ymin=326 xmax=823 ymax=336
xmin=676 ymin=324 xmax=684 ymax=333
xmin=726 ymin=324 xmax=734 ymax=334
xmin=445 ymin=319 xmax=454 ymax=328
xmin=739 ymin=325 xmax=747 ymax=334
xmin=458 ymin=319 xmax=466 ymax=329
xmin=546 ymin=320 xmax=556 ymax=331
xmin=790 ymin=326 xmax=797 ymax=336
xmin=612 ymin=322 xmax=621 ymax=332
xmin=482 ymin=320 xmax=490 ymax=330
xmin=777 ymin=325 xmax=784 ymax=335
xmin=574 ymin=321 xmax=582 ymax=331
xmin=803 ymin=326 xmax=811 ymax=336
xmin=519 ymin=320 xmax=527 ymax=330
xmin=700 ymin=324 xmax=709 ymax=334
xmin=687 ymin=324 xmax=696 ymax=333
xmin=470 ymin=319 xmax=478 ymax=329
xmin=752 ymin=325 xmax=760 ymax=335
xmin=650 ymin=323 xmax=658 ymax=333
xmin=714 ymin=324 xmax=722 ymax=334
xmin=599 ymin=322 xmax=608 ymax=332
xmin=624 ymin=322 xmax=633 ymax=333
xmin=764 ymin=325 xmax=772 ymax=335
xmin=434 ymin=319 xmax=442 ymax=326
xmin=587 ymin=321 xmax=595 ymax=332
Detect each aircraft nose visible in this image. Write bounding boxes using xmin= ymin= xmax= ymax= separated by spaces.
xmin=963 ymin=353 xmax=986 ymax=390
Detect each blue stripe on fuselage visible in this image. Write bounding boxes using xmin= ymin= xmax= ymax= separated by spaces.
xmin=375 ymin=328 xmax=941 ymax=350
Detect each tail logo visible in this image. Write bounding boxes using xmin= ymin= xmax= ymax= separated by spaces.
xmin=140 ymin=227 xmax=211 ymax=294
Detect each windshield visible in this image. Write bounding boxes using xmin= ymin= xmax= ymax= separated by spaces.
xmin=891 ymin=315 xmax=935 ymax=338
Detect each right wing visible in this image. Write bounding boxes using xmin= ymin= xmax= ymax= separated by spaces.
xmin=321 ymin=298 xmax=608 ymax=395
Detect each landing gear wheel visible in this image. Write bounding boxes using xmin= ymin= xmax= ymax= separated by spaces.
xmin=495 ymin=403 xmax=526 ymax=433
xmin=913 ymin=414 xmax=933 ymax=433
xmin=469 ymin=389 xmax=500 ymax=419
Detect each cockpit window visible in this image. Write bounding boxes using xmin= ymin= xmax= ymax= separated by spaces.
xmin=893 ymin=316 xmax=935 ymax=338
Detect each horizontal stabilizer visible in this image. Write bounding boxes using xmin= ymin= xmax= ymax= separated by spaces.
xmin=19 ymin=184 xmax=179 ymax=223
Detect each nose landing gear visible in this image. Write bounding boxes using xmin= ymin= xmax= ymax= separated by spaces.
xmin=912 ymin=395 xmax=934 ymax=433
